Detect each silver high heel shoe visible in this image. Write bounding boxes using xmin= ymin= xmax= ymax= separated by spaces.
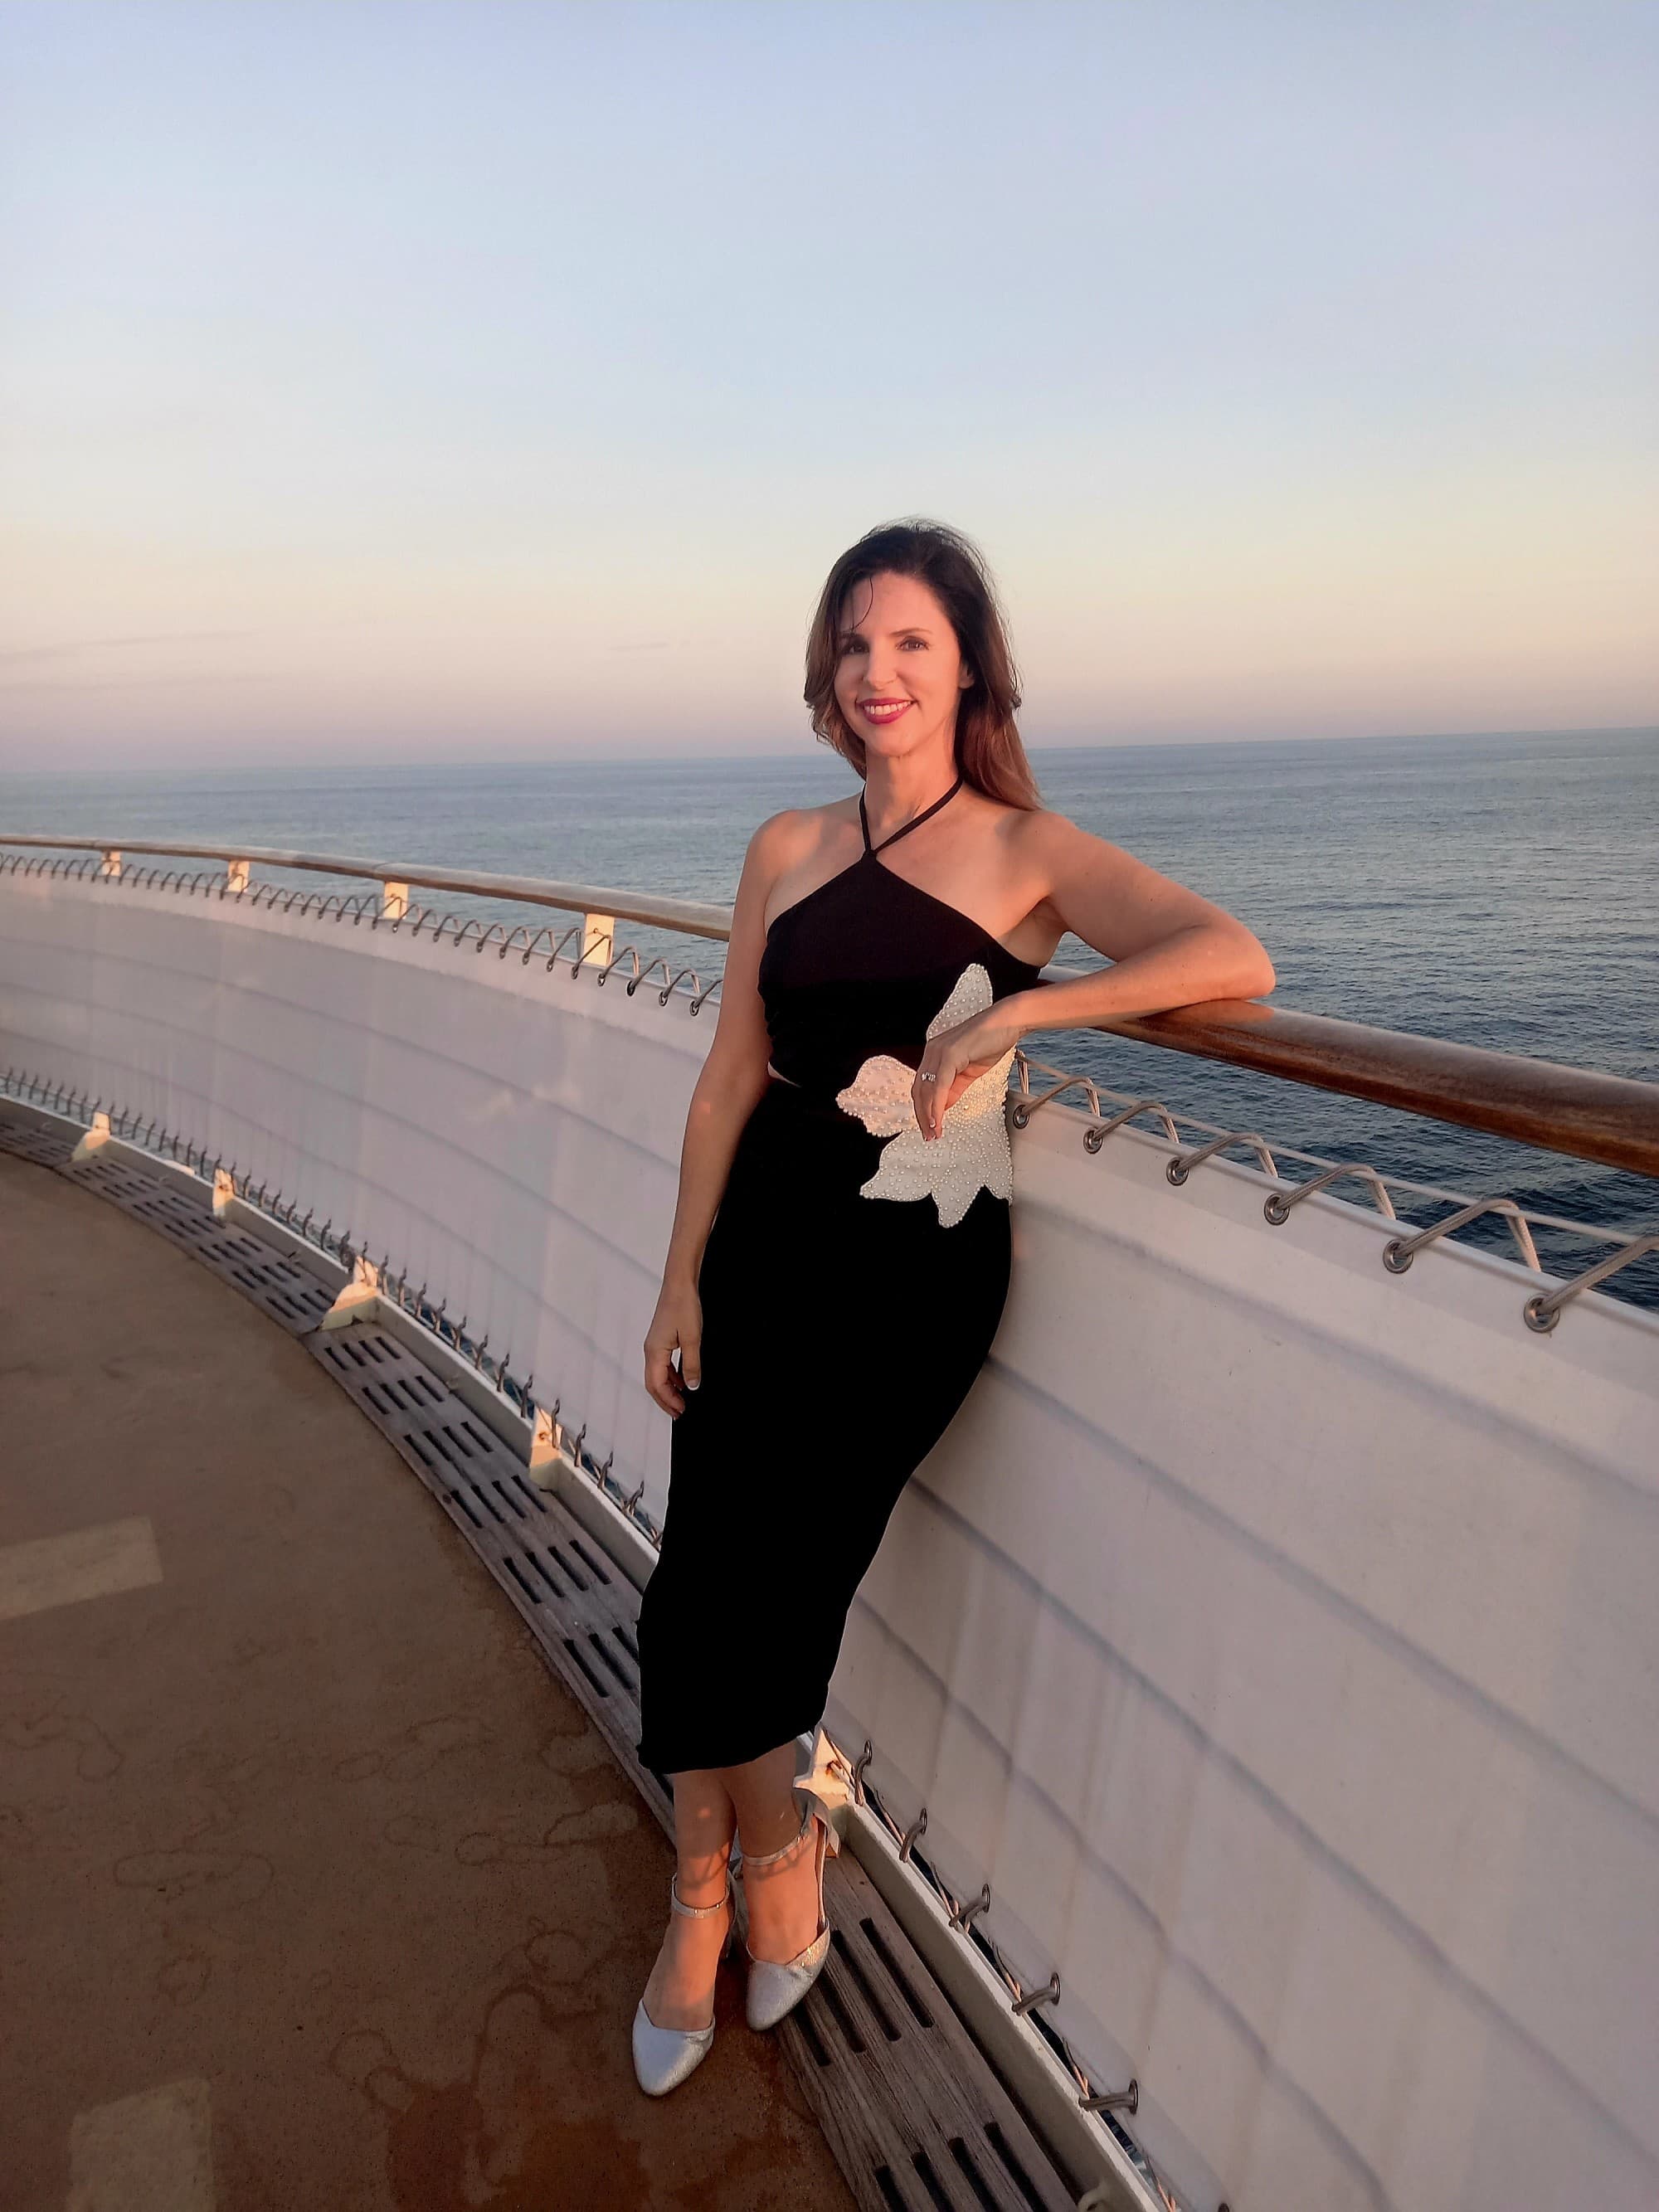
xmin=631 ymin=1864 xmax=739 ymax=2096
xmin=741 ymin=1781 xmax=841 ymax=2032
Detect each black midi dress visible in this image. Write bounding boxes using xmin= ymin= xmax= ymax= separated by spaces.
xmin=633 ymin=774 xmax=1048 ymax=1777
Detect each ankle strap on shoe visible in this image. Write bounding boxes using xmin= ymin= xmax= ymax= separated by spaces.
xmin=669 ymin=1869 xmax=732 ymax=1917
xmin=737 ymin=1806 xmax=813 ymax=1869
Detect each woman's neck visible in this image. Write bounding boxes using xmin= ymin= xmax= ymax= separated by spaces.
xmin=862 ymin=751 xmax=961 ymax=843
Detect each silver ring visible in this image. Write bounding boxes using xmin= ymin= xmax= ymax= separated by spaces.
xmin=917 ymin=1071 xmax=937 ymax=1082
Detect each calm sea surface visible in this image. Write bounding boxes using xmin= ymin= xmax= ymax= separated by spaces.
xmin=3 ymin=727 xmax=1656 ymax=1307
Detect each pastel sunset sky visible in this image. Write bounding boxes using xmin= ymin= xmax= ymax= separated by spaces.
xmin=3 ymin=0 xmax=1655 ymax=769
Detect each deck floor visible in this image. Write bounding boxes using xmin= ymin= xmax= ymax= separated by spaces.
xmin=0 ymin=1146 xmax=857 ymax=2211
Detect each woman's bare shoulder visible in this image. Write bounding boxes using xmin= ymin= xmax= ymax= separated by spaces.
xmin=747 ymin=798 xmax=858 ymax=866
xmin=969 ymin=793 xmax=1074 ymax=863
xmin=1006 ymin=801 xmax=1131 ymax=867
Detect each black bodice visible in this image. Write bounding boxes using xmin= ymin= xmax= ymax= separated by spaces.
xmin=757 ymin=774 xmax=1047 ymax=1096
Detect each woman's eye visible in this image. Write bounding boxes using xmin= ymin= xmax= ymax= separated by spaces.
xmin=900 ymin=637 xmax=926 ymax=649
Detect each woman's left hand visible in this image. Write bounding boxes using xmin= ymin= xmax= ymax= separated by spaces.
xmin=912 ymin=1009 xmax=1025 ymax=1139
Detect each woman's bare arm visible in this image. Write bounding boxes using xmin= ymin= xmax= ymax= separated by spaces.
xmin=907 ymin=809 xmax=1277 ymax=1135
xmin=643 ymin=809 xmax=798 ymax=1414
xmin=1005 ymin=809 xmax=1276 ymax=1037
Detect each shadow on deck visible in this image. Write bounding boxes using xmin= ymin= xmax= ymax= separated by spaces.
xmin=0 ymin=1142 xmax=856 ymax=2211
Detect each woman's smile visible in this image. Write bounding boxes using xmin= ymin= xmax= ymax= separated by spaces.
xmin=859 ymin=698 xmax=913 ymax=725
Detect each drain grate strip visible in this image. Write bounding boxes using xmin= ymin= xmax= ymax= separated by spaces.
xmin=0 ymin=1113 xmax=82 ymax=1169
xmin=309 ymin=1320 xmax=649 ymax=1782
xmin=60 ymin=1149 xmax=335 ymax=1334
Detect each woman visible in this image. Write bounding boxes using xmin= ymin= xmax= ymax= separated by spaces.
xmin=631 ymin=518 xmax=1275 ymax=2094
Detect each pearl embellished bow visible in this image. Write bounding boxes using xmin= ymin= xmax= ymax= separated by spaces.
xmin=833 ymin=963 xmax=1017 ymax=1228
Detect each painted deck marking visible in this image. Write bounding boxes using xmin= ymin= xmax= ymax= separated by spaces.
xmin=67 ymin=2078 xmax=215 ymax=2210
xmin=0 ymin=1517 xmax=163 ymax=1623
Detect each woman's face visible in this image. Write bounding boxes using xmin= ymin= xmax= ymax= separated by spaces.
xmin=832 ymin=570 xmax=971 ymax=761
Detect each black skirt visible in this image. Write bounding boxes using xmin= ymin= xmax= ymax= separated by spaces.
xmin=633 ymin=1074 xmax=1013 ymax=1776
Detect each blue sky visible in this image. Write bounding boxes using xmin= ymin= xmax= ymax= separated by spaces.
xmin=2 ymin=0 xmax=1655 ymax=767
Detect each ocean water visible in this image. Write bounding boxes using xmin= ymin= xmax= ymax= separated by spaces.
xmin=3 ymin=726 xmax=1656 ymax=1309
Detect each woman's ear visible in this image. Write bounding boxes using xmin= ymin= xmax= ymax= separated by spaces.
xmin=959 ymin=666 xmax=974 ymax=688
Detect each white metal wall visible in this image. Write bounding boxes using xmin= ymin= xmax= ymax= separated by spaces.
xmin=4 ymin=868 xmax=1655 ymax=2212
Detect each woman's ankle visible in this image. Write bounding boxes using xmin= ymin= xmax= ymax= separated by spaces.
xmin=740 ymin=1806 xmax=809 ymax=1864
xmin=674 ymin=1868 xmax=731 ymax=1911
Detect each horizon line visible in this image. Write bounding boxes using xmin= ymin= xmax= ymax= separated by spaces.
xmin=2 ymin=721 xmax=1656 ymax=782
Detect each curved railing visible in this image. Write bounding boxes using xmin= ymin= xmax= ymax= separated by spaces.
xmin=5 ymin=832 xmax=1657 ymax=1180
xmin=6 ymin=834 xmax=1657 ymax=1325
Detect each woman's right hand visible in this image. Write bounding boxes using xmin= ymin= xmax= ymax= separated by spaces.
xmin=644 ymin=1281 xmax=703 ymax=1417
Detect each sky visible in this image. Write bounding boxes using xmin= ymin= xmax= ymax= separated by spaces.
xmin=2 ymin=0 xmax=1655 ymax=771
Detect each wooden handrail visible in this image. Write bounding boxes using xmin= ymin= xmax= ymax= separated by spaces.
xmin=0 ymin=834 xmax=735 ymax=941
xmin=1097 ymin=1001 xmax=1659 ymax=1182
xmin=4 ymin=831 xmax=1657 ymax=1180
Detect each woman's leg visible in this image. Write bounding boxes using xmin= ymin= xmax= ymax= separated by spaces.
xmin=722 ymin=1738 xmax=827 ymax=1964
xmin=640 ymin=1767 xmax=738 ymax=2030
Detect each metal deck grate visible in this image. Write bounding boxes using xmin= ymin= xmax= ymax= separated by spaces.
xmin=309 ymin=1321 xmax=650 ymax=1784
xmin=60 ymin=1150 xmax=336 ymax=1334
xmin=0 ymin=1113 xmax=80 ymax=1169
xmin=201 ymin=1225 xmax=337 ymax=1331
xmin=778 ymin=1845 xmax=1077 ymax=2210
xmin=7 ymin=1104 xmax=1085 ymax=2212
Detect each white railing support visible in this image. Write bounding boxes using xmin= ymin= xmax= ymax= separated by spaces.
xmin=321 ymin=1252 xmax=383 ymax=1330
xmin=71 ymin=1109 xmax=113 ymax=1162
xmin=580 ymin=912 xmax=614 ymax=967
xmin=528 ymin=1405 xmax=565 ymax=1484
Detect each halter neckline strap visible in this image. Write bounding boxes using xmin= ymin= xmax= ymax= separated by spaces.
xmin=859 ymin=771 xmax=965 ymax=857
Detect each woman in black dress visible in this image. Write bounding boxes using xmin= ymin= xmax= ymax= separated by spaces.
xmin=632 ymin=519 xmax=1275 ymax=2093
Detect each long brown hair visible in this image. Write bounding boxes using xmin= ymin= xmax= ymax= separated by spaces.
xmin=804 ymin=518 xmax=1043 ymax=810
